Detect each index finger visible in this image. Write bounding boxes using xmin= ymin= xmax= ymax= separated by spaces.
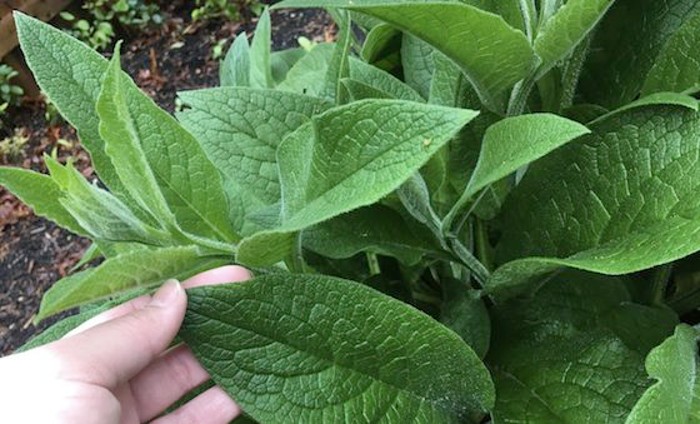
xmin=65 ymin=265 xmax=252 ymax=337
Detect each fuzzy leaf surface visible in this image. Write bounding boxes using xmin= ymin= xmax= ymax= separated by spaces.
xmin=304 ymin=205 xmax=440 ymax=265
xmin=464 ymin=113 xmax=590 ymax=200
xmin=489 ymin=272 xmax=678 ymax=423
xmin=98 ymin=51 xmax=236 ymax=242
xmin=642 ymin=10 xmax=700 ymax=96
xmin=38 ymin=246 xmax=228 ymax=320
xmin=533 ymin=0 xmax=614 ymax=75
xmin=178 ymin=88 xmax=331 ymax=206
xmin=401 ymin=34 xmax=435 ymax=100
xmin=180 ymin=274 xmax=495 ymax=423
xmin=0 ymin=167 xmax=86 ymax=236
xmin=579 ymin=0 xmax=700 ymax=108
xmin=491 ymin=103 xmax=700 ymax=298
xmin=15 ymin=13 xmax=127 ymax=200
xmin=276 ymin=0 xmax=535 ymax=100
xmin=279 ymin=99 xmax=478 ymax=229
xmin=236 ymin=100 xmax=477 ymax=266
xmin=626 ymin=324 xmax=699 ymax=423
xmin=45 ymin=157 xmax=165 ymax=244
xmin=220 ymin=33 xmax=251 ymax=87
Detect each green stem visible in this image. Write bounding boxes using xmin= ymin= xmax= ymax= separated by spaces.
xmin=285 ymin=232 xmax=307 ymax=273
xmin=507 ymin=73 xmax=538 ymax=116
xmin=442 ymin=188 xmax=488 ymax=240
xmin=366 ymin=252 xmax=381 ymax=275
xmin=649 ymin=263 xmax=673 ymax=306
xmin=448 ymin=237 xmax=490 ymax=288
xmin=475 ymin=218 xmax=492 ymax=272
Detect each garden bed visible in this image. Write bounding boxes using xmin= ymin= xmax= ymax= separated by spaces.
xmin=0 ymin=0 xmax=333 ymax=355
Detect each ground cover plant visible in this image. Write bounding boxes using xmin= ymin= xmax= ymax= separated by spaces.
xmin=5 ymin=0 xmax=700 ymax=422
xmin=60 ymin=0 xmax=163 ymax=50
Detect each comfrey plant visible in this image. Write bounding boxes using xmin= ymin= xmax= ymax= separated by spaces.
xmin=7 ymin=1 xmax=700 ymax=422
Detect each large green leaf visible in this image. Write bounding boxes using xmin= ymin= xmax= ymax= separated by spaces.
xmin=98 ymin=49 xmax=175 ymax=228
xmin=98 ymin=49 xmax=236 ymax=242
xmin=642 ymin=10 xmax=700 ymax=96
xmin=488 ymin=271 xmax=678 ymax=423
xmin=180 ymin=274 xmax=495 ymax=423
xmin=304 ymin=204 xmax=441 ymax=265
xmin=14 ymin=12 xmax=128 ymax=202
xmin=275 ymin=0 xmax=535 ymax=104
xmin=533 ymin=0 xmax=614 ymax=76
xmin=236 ymin=100 xmax=477 ymax=266
xmin=177 ymin=88 xmax=331 ymax=206
xmin=0 ymin=166 xmax=86 ymax=236
xmin=579 ymin=0 xmax=700 ymax=108
xmin=37 ymin=246 xmax=228 ymax=320
xmin=626 ymin=324 xmax=699 ymax=423
xmin=440 ymin=278 xmax=491 ymax=359
xmin=279 ymin=100 xmax=478 ymax=229
xmin=401 ymin=34 xmax=435 ymax=100
xmin=491 ymin=102 xmax=700 ymax=299
xmin=461 ymin=113 xmax=590 ymax=200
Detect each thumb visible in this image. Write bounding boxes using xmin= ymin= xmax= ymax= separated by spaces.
xmin=49 ymin=280 xmax=187 ymax=388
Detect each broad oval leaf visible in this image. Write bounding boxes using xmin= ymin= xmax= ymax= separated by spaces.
xmin=533 ymin=0 xmax=614 ymax=76
xmin=180 ymin=274 xmax=495 ymax=423
xmin=641 ymin=10 xmax=700 ymax=96
xmin=236 ymin=100 xmax=477 ymax=266
xmin=304 ymin=204 xmax=442 ymax=265
xmin=626 ymin=324 xmax=699 ymax=423
xmin=491 ymin=102 xmax=700 ymax=299
xmin=37 ymin=246 xmax=229 ymax=320
xmin=463 ymin=113 xmax=590 ymax=200
xmin=489 ymin=271 xmax=678 ymax=423
xmin=177 ymin=87 xmax=332 ymax=206
xmin=15 ymin=12 xmax=129 ymax=203
xmin=279 ymin=99 xmax=479 ymax=229
xmin=275 ymin=0 xmax=535 ymax=103
xmin=578 ymin=0 xmax=700 ymax=108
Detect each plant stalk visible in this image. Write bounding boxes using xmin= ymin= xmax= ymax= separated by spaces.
xmin=649 ymin=263 xmax=673 ymax=306
xmin=448 ymin=237 xmax=490 ymax=288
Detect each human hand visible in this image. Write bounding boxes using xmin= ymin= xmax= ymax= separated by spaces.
xmin=0 ymin=265 xmax=251 ymax=424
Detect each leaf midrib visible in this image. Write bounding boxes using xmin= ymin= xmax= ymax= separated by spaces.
xmin=190 ymin=304 xmax=459 ymax=419
xmin=125 ymin=91 xmax=234 ymax=243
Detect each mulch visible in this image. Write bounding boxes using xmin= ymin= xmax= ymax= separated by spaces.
xmin=0 ymin=1 xmax=333 ymax=355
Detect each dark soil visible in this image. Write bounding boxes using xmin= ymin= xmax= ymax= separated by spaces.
xmin=0 ymin=2 xmax=333 ymax=355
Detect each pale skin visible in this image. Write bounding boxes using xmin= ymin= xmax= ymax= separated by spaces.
xmin=0 ymin=265 xmax=251 ymax=424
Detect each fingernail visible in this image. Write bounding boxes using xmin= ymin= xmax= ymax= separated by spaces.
xmin=150 ymin=279 xmax=182 ymax=307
